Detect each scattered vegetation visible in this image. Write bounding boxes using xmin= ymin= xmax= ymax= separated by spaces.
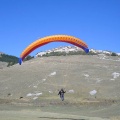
xmin=7 ymin=93 xmax=11 ymax=97
xmin=42 ymin=51 xmax=97 ymax=57
xmin=0 ymin=54 xmax=34 ymax=67
xmin=0 ymin=54 xmax=18 ymax=67
xmin=111 ymin=52 xmax=118 ymax=56
xmin=0 ymin=50 xmax=118 ymax=67
xmin=23 ymin=55 xmax=34 ymax=61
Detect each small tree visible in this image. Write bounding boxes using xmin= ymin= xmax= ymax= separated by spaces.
xmin=24 ymin=55 xmax=34 ymax=61
xmin=111 ymin=52 xmax=117 ymax=56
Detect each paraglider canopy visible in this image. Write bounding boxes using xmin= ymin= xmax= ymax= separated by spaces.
xmin=19 ymin=35 xmax=89 ymax=65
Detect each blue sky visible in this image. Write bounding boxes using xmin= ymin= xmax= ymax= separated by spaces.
xmin=0 ymin=0 xmax=120 ymax=57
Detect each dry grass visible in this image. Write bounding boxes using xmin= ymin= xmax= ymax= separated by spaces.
xmin=0 ymin=55 xmax=120 ymax=119
xmin=110 ymin=116 xmax=120 ymax=120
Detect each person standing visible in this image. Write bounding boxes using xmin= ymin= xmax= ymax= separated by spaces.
xmin=58 ymin=88 xmax=66 ymax=101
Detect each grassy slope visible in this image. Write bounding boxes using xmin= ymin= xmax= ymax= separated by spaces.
xmin=0 ymin=55 xmax=120 ymax=119
xmin=0 ymin=61 xmax=7 ymax=68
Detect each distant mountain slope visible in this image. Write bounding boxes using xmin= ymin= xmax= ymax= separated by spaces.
xmin=0 ymin=54 xmax=120 ymax=118
xmin=0 ymin=54 xmax=18 ymax=67
xmin=36 ymin=46 xmax=119 ymax=57
xmin=0 ymin=61 xmax=8 ymax=69
xmin=0 ymin=55 xmax=120 ymax=100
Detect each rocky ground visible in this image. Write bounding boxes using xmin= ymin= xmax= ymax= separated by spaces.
xmin=0 ymin=55 xmax=120 ymax=120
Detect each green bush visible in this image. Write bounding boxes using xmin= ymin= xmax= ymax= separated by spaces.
xmin=23 ymin=55 xmax=34 ymax=61
xmin=111 ymin=52 xmax=117 ymax=56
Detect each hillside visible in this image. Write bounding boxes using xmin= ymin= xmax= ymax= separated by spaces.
xmin=0 ymin=54 xmax=19 ymax=67
xmin=0 ymin=61 xmax=8 ymax=69
xmin=36 ymin=46 xmax=120 ymax=57
xmin=1 ymin=55 xmax=120 ymax=98
xmin=0 ymin=55 xmax=120 ymax=119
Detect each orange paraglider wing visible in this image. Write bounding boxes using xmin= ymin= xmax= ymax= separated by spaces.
xmin=19 ymin=35 xmax=89 ymax=65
